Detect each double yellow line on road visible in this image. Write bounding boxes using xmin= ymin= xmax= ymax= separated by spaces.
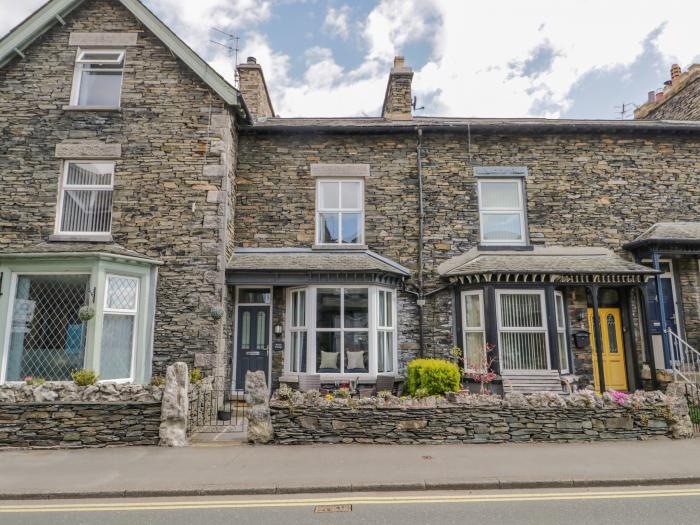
xmin=2 ymin=487 xmax=700 ymax=513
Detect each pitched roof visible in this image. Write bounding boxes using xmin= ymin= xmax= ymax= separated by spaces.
xmin=624 ymin=222 xmax=700 ymax=249
xmin=0 ymin=0 xmax=240 ymax=107
xmin=438 ymin=246 xmax=655 ymax=277
xmin=0 ymin=241 xmax=162 ymax=264
xmin=228 ymin=248 xmax=410 ymax=276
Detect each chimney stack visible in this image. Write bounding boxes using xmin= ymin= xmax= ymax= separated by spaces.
xmin=237 ymin=56 xmax=275 ymax=121
xmin=381 ymin=56 xmax=414 ymax=120
xmin=671 ymin=63 xmax=681 ymax=84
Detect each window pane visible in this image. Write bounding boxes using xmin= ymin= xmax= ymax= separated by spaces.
xmin=79 ymin=52 xmax=123 ymax=62
xmin=464 ymin=331 xmax=485 ymax=370
xmin=378 ymin=291 xmax=386 ymax=327
xmin=318 ymin=212 xmax=340 ymax=243
xmin=6 ymin=275 xmax=90 ymax=381
xmin=316 ymin=288 xmax=341 ymax=328
xmin=385 ymin=291 xmax=393 ymax=327
xmin=61 ymin=190 xmax=113 ymax=233
xmin=344 ymin=288 xmax=368 ymax=328
xmin=292 ymin=291 xmax=306 ymax=327
xmin=482 ymin=213 xmax=522 ymax=242
xmin=66 ymin=162 xmax=113 ymax=186
xmin=341 ymin=213 xmax=362 ymax=244
xmin=558 ymin=332 xmax=568 ymax=372
xmin=316 ymin=332 xmax=340 ymax=372
xmin=78 ymin=70 xmax=122 ymax=106
xmin=100 ymin=314 xmax=134 ymax=380
xmin=480 ymin=180 xmax=520 ymax=208
xmin=464 ymin=293 xmax=482 ymax=328
xmin=378 ymin=331 xmax=394 ymax=373
xmin=318 ymin=181 xmax=340 ymax=209
xmin=555 ymin=293 xmax=566 ymax=329
xmin=344 ymin=332 xmax=368 ymax=372
xmin=106 ymin=276 xmax=138 ymax=311
xmin=291 ymin=332 xmax=308 ymax=373
xmin=341 ymin=181 xmax=362 ymax=209
xmin=238 ymin=288 xmax=271 ymax=304
xmin=500 ymin=293 xmax=543 ymax=327
xmin=501 ymin=332 xmax=548 ymax=370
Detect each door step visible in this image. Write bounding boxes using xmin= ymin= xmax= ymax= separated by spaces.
xmin=501 ymin=373 xmax=564 ymax=394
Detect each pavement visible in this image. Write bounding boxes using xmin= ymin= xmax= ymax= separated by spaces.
xmin=2 ymin=438 xmax=700 ymax=500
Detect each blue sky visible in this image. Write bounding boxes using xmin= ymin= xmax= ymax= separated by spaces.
xmin=2 ymin=0 xmax=699 ymax=118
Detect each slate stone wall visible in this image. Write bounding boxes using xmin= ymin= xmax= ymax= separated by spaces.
xmin=0 ymin=0 xmax=238 ymax=376
xmin=236 ymin=129 xmax=700 ymax=378
xmin=0 ymin=402 xmax=161 ymax=448
xmin=637 ymin=74 xmax=700 ymax=120
xmin=270 ymin=401 xmax=675 ymax=445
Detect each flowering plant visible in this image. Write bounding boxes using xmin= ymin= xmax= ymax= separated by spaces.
xmin=324 ymin=393 xmax=334 ymax=401
xmin=608 ymin=390 xmax=630 ymax=406
xmin=466 ymin=343 xmax=498 ymax=394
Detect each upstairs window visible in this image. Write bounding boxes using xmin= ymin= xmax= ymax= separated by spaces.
xmin=477 ymin=178 xmax=527 ymax=245
xmin=316 ymin=179 xmax=364 ymax=244
xmin=57 ymin=162 xmax=114 ymax=234
xmin=71 ymin=49 xmax=125 ymax=107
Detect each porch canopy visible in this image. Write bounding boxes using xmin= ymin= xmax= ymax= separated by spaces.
xmin=438 ymin=246 xmax=656 ymax=285
xmin=226 ymin=247 xmax=410 ymax=286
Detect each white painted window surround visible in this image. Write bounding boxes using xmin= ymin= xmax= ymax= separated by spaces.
xmin=461 ymin=290 xmax=486 ymax=371
xmin=316 ymin=178 xmax=364 ymax=245
xmin=285 ymin=286 xmax=397 ymax=377
xmin=55 ymin=161 xmax=114 ymax=235
xmin=70 ymin=48 xmax=125 ymax=107
xmin=477 ymin=178 xmax=527 ymax=245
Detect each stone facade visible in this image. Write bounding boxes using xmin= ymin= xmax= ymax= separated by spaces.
xmin=238 ymin=59 xmax=275 ymax=122
xmin=382 ymin=56 xmax=413 ymax=120
xmin=270 ymin=390 xmax=690 ymax=444
xmin=0 ymin=0 xmax=239 ymax=377
xmin=235 ymin=127 xmax=700 ymax=384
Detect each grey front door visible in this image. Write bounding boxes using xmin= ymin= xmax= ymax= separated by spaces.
xmin=235 ymin=305 xmax=270 ymax=389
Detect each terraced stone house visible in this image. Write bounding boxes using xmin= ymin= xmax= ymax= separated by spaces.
xmin=2 ymin=0 xmax=700 ymax=399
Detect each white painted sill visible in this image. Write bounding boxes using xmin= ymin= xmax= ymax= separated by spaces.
xmin=49 ymin=234 xmax=114 ymax=243
xmin=62 ymin=106 xmax=122 ymax=112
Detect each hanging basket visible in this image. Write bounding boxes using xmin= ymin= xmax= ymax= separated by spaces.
xmin=78 ymin=305 xmax=96 ymax=322
xmin=210 ymin=305 xmax=225 ymax=320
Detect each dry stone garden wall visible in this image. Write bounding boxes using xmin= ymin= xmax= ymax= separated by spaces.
xmin=270 ymin=390 xmax=693 ymax=445
xmin=0 ymin=383 xmax=163 ymax=448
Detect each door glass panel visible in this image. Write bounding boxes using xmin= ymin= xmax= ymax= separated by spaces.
xmin=607 ymin=314 xmax=618 ymax=353
xmin=241 ymin=311 xmax=251 ymax=349
xmin=6 ymin=275 xmax=90 ymax=381
xmin=316 ymin=288 xmax=341 ymax=328
xmin=238 ymin=288 xmax=270 ymax=304
xmin=256 ymin=311 xmax=267 ymax=350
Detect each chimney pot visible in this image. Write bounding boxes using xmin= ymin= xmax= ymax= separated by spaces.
xmin=393 ymin=56 xmax=405 ymax=69
xmin=655 ymin=91 xmax=664 ymax=102
xmin=647 ymin=91 xmax=656 ymax=103
xmin=247 ymin=56 xmax=257 ymax=64
xmin=671 ymin=63 xmax=681 ymax=84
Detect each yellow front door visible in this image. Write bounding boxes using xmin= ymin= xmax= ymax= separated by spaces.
xmin=587 ymin=308 xmax=628 ymax=392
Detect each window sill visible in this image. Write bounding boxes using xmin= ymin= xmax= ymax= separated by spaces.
xmin=312 ymin=244 xmax=368 ymax=251
xmin=49 ymin=234 xmax=113 ymax=243
xmin=62 ymin=105 xmax=122 ymax=112
xmin=477 ymin=244 xmax=533 ymax=251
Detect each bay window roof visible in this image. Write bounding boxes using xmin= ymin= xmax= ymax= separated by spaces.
xmin=623 ymin=222 xmax=700 ymax=250
xmin=0 ymin=241 xmax=162 ymax=265
xmin=438 ymin=246 xmax=657 ymax=284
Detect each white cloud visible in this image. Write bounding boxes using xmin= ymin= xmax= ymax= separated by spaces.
xmin=323 ymin=5 xmax=351 ymax=40
xmin=0 ymin=0 xmax=45 ymax=36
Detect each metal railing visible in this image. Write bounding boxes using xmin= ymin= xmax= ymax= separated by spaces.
xmin=188 ymin=388 xmax=246 ymax=434
xmin=668 ymin=328 xmax=700 ymax=384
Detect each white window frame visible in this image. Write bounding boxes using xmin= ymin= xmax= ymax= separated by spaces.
xmin=55 ymin=161 xmax=115 ymax=236
xmin=100 ymin=274 xmax=139 ymax=383
xmin=70 ymin=48 xmax=126 ymax=107
xmin=554 ymin=291 xmax=569 ymax=374
xmin=496 ymin=289 xmax=551 ymax=374
xmin=315 ymin=178 xmax=365 ymax=245
xmin=284 ymin=285 xmax=397 ymax=377
xmin=461 ymin=290 xmax=486 ymax=372
xmin=376 ymin=289 xmax=396 ymax=374
xmin=288 ymin=288 xmax=307 ymax=373
xmin=477 ymin=178 xmax=527 ymax=246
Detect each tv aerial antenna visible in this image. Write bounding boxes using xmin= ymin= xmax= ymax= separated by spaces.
xmin=210 ymin=28 xmax=240 ymax=87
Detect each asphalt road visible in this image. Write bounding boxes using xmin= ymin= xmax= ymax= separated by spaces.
xmin=3 ymin=485 xmax=700 ymax=525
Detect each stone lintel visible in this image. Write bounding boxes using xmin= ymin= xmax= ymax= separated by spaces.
xmin=310 ymin=164 xmax=370 ymax=178
xmin=69 ymin=32 xmax=139 ymax=47
xmin=55 ymin=141 xmax=122 ymax=159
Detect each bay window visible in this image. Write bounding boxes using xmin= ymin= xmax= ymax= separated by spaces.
xmin=100 ymin=275 xmax=139 ymax=381
xmin=496 ymin=290 xmax=550 ymax=372
xmin=286 ymin=286 xmax=397 ymax=376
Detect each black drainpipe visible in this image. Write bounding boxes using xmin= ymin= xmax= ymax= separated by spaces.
xmin=416 ymin=127 xmax=426 ymax=357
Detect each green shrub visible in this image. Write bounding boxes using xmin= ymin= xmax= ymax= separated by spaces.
xmin=689 ymin=404 xmax=700 ymax=425
xmin=71 ymin=369 xmax=98 ymax=386
xmin=189 ymin=368 xmax=203 ymax=384
xmin=406 ymin=358 xmax=460 ymax=396
xmin=335 ymin=388 xmax=350 ymax=399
